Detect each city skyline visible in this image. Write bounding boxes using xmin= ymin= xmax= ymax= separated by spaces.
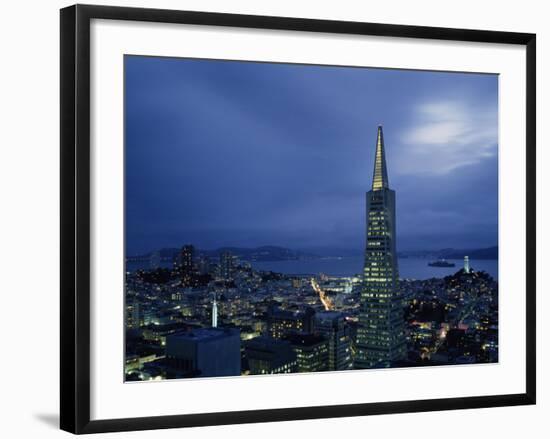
xmin=125 ymin=56 xmax=498 ymax=255
xmin=125 ymin=122 xmax=498 ymax=381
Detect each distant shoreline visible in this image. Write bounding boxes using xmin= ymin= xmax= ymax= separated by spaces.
xmin=126 ymin=255 xmax=498 ymax=281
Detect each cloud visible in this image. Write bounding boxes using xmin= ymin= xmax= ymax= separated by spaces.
xmin=396 ymin=100 xmax=497 ymax=175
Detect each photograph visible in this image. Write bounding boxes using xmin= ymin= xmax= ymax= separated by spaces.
xmin=123 ymin=55 xmax=499 ymax=381
xmin=0 ymin=0 xmax=542 ymax=436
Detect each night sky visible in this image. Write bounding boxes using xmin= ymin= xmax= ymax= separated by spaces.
xmin=125 ymin=56 xmax=498 ymax=256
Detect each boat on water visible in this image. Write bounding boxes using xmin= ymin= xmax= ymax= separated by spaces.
xmin=428 ymin=259 xmax=456 ymax=268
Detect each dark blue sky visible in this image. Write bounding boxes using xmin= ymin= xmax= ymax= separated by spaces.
xmin=125 ymin=56 xmax=498 ymax=255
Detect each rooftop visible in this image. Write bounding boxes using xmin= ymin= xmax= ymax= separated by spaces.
xmin=284 ymin=333 xmax=326 ymax=346
xmin=315 ymin=310 xmax=344 ymax=320
xmin=169 ymin=327 xmax=238 ymax=342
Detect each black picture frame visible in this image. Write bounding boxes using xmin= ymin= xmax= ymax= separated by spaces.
xmin=60 ymin=4 xmax=536 ymax=434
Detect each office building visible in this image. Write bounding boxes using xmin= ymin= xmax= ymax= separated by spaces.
xmin=219 ymin=250 xmax=235 ymax=281
xmin=244 ymin=336 xmax=297 ymax=375
xmin=355 ymin=126 xmax=407 ymax=368
xmin=165 ymin=327 xmax=241 ymax=377
xmin=285 ymin=333 xmax=329 ymax=373
xmin=267 ymin=305 xmax=315 ymax=339
xmin=314 ymin=311 xmax=353 ymax=370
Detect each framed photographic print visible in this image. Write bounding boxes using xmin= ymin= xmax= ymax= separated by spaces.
xmin=60 ymin=4 xmax=536 ymax=434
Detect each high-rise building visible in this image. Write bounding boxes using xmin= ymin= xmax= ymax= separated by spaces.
xmin=314 ymin=311 xmax=353 ymax=370
xmin=196 ymin=255 xmax=211 ymax=275
xmin=180 ymin=245 xmax=194 ymax=270
xmin=266 ymin=305 xmax=315 ymax=339
xmin=178 ymin=245 xmax=195 ymax=286
xmin=219 ymin=250 xmax=234 ymax=281
xmin=244 ymin=336 xmax=298 ymax=375
xmin=355 ymin=126 xmax=406 ymax=369
xmin=125 ymin=299 xmax=140 ymax=330
xmin=285 ymin=333 xmax=329 ymax=373
xmin=165 ymin=328 xmax=241 ymax=378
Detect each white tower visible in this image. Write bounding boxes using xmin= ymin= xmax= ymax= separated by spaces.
xmin=464 ymin=256 xmax=470 ymax=274
xmin=212 ymin=295 xmax=218 ymax=328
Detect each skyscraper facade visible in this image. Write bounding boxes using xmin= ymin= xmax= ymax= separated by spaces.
xmin=267 ymin=305 xmax=315 ymax=339
xmin=165 ymin=328 xmax=241 ymax=378
xmin=178 ymin=244 xmax=195 ymax=286
xmin=314 ymin=311 xmax=353 ymax=371
xmin=219 ymin=250 xmax=235 ymax=281
xmin=244 ymin=337 xmax=298 ymax=375
xmin=285 ymin=333 xmax=329 ymax=373
xmin=355 ymin=126 xmax=407 ymax=369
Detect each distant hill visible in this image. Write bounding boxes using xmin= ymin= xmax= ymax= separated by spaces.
xmin=200 ymin=246 xmax=318 ymax=261
xmin=128 ymin=246 xmax=318 ymax=262
xmin=129 ymin=244 xmax=498 ymax=262
xmin=298 ymin=247 xmax=363 ymax=257
xmin=439 ymin=246 xmax=498 ymax=260
xmin=126 ymin=247 xmax=179 ymax=262
xmin=399 ymin=246 xmax=498 ymax=260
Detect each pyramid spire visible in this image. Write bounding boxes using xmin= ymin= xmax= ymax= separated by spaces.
xmin=372 ymin=125 xmax=389 ymax=191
